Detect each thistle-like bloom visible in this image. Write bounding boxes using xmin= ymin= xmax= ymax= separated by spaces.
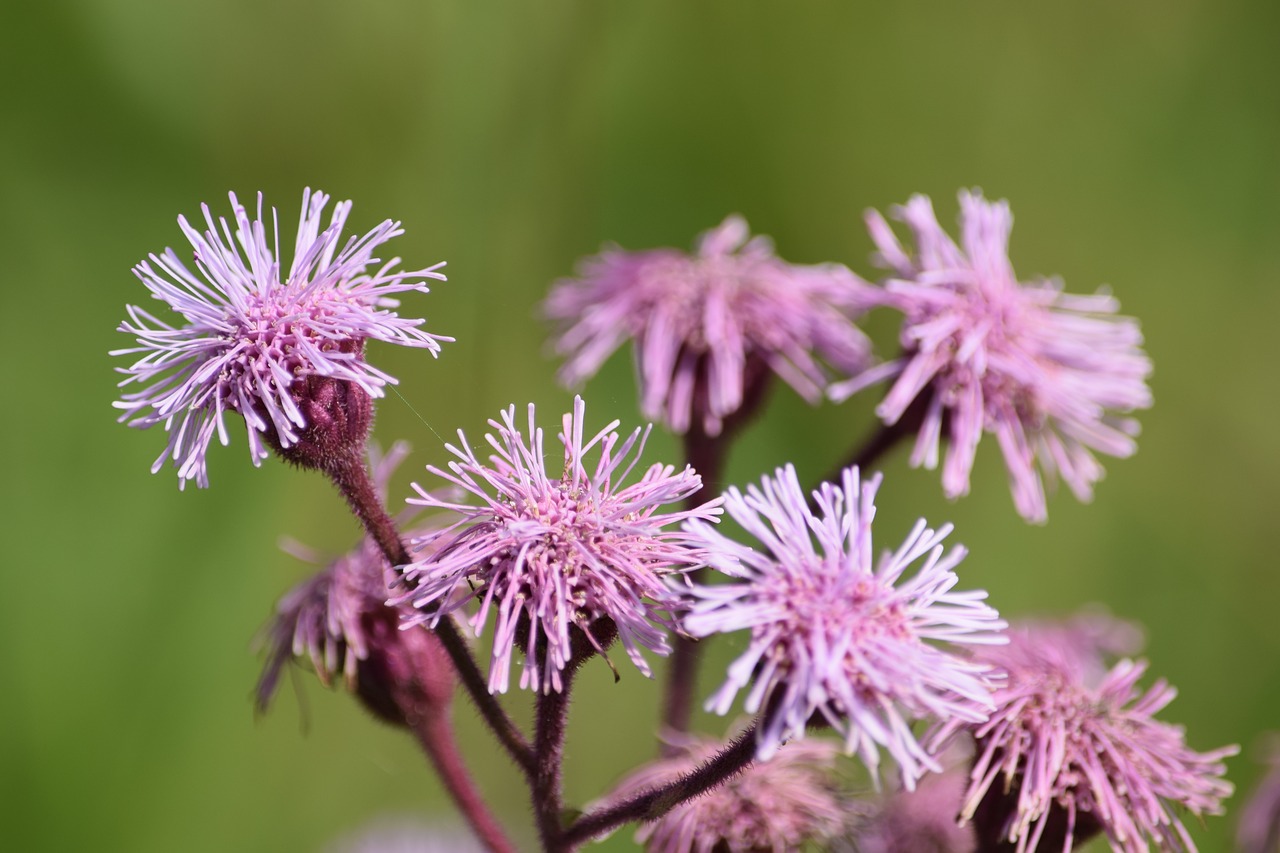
xmin=602 ymin=733 xmax=846 ymax=853
xmin=831 ymin=191 xmax=1152 ymax=522
xmin=933 ymin=624 xmax=1237 ymax=853
xmin=257 ymin=444 xmax=453 ymax=724
xmin=114 ymin=189 xmax=449 ymax=488
xmin=395 ymin=396 xmax=721 ymax=694
xmin=545 ymin=216 xmax=877 ymax=436
xmin=681 ymin=464 xmax=1006 ymax=788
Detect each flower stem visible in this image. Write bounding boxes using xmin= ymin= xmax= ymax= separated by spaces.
xmin=533 ymin=674 xmax=576 ymax=852
xmin=819 ymin=390 xmax=930 ymax=492
xmin=561 ymin=725 xmax=758 ymax=848
xmin=661 ymin=360 xmax=770 ymax=743
xmin=660 ymin=424 xmax=727 ymax=741
xmin=324 ymin=450 xmax=535 ymax=775
xmin=412 ymin=708 xmax=518 ymax=853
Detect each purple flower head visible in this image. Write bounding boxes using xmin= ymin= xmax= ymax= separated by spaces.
xmin=257 ymin=443 xmax=453 ymax=725
xmin=545 ymin=216 xmax=877 ymax=436
xmin=602 ymin=732 xmax=846 ymax=853
xmin=681 ymin=464 xmax=1006 ymax=788
xmin=114 ymin=189 xmax=449 ymax=488
xmin=394 ymin=396 xmax=721 ymax=695
xmin=831 ymin=191 xmax=1152 ymax=522
xmin=934 ymin=623 xmax=1237 ymax=852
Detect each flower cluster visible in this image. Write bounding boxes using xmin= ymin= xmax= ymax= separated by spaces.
xmin=546 ymin=216 xmax=876 ymax=436
xmin=113 ymin=188 xmax=1236 ymax=853
xmin=114 ymin=189 xmax=448 ymax=487
xmin=933 ymin=621 xmax=1237 ymax=852
xmin=394 ymin=396 xmax=721 ymax=694
xmin=833 ymin=191 xmax=1152 ymax=522
xmin=681 ymin=464 xmax=1006 ymax=787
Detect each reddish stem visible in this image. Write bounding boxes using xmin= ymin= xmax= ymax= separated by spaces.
xmin=660 ymin=359 xmax=770 ymax=742
xmin=532 ymin=680 xmax=575 ymax=852
xmin=660 ymin=425 xmax=726 ymax=741
xmin=817 ymin=390 xmax=932 ymax=498
xmin=412 ymin=710 xmax=519 ymax=853
xmin=562 ymin=725 xmax=758 ymax=848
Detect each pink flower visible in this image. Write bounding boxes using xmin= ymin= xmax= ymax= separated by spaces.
xmin=545 ymin=216 xmax=876 ymax=436
xmin=395 ymin=397 xmax=721 ymax=694
xmin=602 ymin=732 xmax=846 ymax=853
xmin=934 ymin=623 xmax=1237 ymax=852
xmin=832 ymin=191 xmax=1152 ymax=522
xmin=681 ymin=465 xmax=1005 ymax=788
xmin=114 ymin=189 xmax=448 ymax=488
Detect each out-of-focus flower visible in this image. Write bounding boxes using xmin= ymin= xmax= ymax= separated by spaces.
xmin=681 ymin=464 xmax=1005 ymax=788
xmin=394 ymin=396 xmax=721 ymax=695
xmin=256 ymin=443 xmax=453 ymax=725
xmin=114 ymin=189 xmax=448 ymax=488
xmin=933 ymin=622 xmax=1237 ymax=853
xmin=601 ymin=732 xmax=846 ymax=853
xmin=831 ymin=191 xmax=1151 ymax=523
xmin=545 ymin=216 xmax=877 ymax=436
xmin=854 ymin=764 xmax=976 ymax=853
xmin=1236 ymin=736 xmax=1280 ymax=853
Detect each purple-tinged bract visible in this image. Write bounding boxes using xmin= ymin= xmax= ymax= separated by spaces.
xmin=933 ymin=623 xmax=1237 ymax=853
xmin=681 ymin=465 xmax=1005 ymax=788
xmin=602 ymin=733 xmax=846 ymax=853
xmin=114 ymin=189 xmax=449 ymax=488
xmin=545 ymin=216 xmax=877 ymax=436
xmin=831 ymin=191 xmax=1152 ymax=522
xmin=395 ymin=396 xmax=721 ymax=694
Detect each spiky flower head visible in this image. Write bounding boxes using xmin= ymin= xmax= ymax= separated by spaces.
xmin=256 ymin=444 xmax=453 ymax=725
xmin=545 ymin=216 xmax=877 ymax=437
xmin=114 ymin=189 xmax=449 ymax=488
xmin=933 ymin=622 xmax=1237 ymax=853
xmin=681 ymin=464 xmax=1005 ymax=788
xmin=602 ymin=732 xmax=846 ymax=853
xmin=394 ymin=396 xmax=721 ymax=694
xmin=831 ymin=191 xmax=1152 ymax=522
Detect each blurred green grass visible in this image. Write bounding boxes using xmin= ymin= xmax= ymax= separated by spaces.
xmin=2 ymin=1 xmax=1277 ymax=850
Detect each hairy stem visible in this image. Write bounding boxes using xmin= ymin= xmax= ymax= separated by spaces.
xmin=562 ymin=725 xmax=758 ymax=847
xmin=533 ymin=675 xmax=576 ymax=852
xmin=412 ymin=709 xmax=518 ymax=853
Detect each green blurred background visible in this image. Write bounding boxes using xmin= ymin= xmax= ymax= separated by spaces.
xmin=3 ymin=1 xmax=1277 ymax=850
